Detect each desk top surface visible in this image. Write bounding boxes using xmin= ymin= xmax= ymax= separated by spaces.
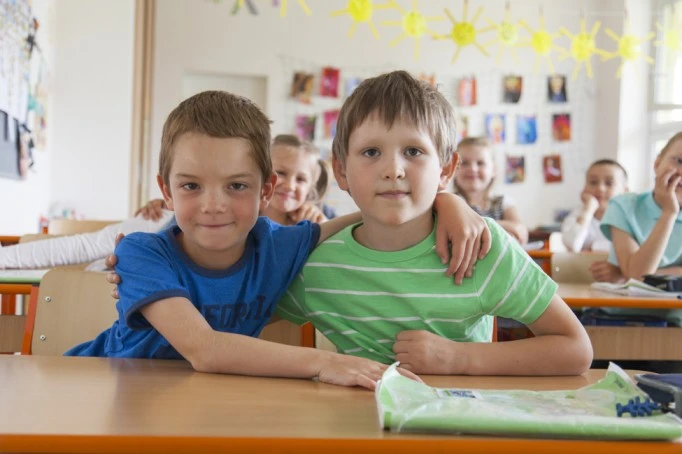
xmin=0 ymin=269 xmax=48 ymax=284
xmin=558 ymin=282 xmax=682 ymax=309
xmin=0 ymin=356 xmax=678 ymax=453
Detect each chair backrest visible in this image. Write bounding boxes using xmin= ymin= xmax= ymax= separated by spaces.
xmin=47 ymin=219 xmax=119 ymax=235
xmin=26 ymin=268 xmax=118 ymax=355
xmin=19 ymin=233 xmax=58 ymax=243
xmin=550 ymin=252 xmax=609 ymax=283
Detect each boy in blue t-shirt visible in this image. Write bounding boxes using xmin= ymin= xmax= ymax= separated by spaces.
xmin=68 ymin=90 xmax=491 ymax=389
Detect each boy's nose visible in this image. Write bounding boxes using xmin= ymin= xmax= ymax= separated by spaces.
xmin=382 ymin=156 xmax=406 ymax=179
xmin=201 ymin=192 xmax=228 ymax=213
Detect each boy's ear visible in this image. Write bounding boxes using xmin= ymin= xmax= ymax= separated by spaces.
xmin=259 ymin=173 xmax=277 ymax=208
xmin=438 ymin=153 xmax=459 ymax=191
xmin=332 ymin=157 xmax=350 ymax=192
xmin=157 ymin=174 xmax=174 ymax=211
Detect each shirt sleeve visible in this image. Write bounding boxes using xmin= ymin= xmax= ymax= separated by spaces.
xmin=270 ymin=220 xmax=321 ymax=285
xmin=114 ymin=233 xmax=190 ymax=330
xmin=475 ymin=219 xmax=557 ymax=325
xmin=560 ymin=208 xmax=591 ymax=253
xmin=501 ymin=194 xmax=516 ymax=209
xmin=600 ymin=197 xmax=632 ymax=241
xmin=276 ymin=273 xmax=309 ymax=325
xmin=0 ymin=212 xmax=173 ymax=270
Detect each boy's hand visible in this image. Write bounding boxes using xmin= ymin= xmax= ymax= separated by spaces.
xmin=589 ymin=260 xmax=625 ymax=283
xmin=392 ymin=330 xmax=462 ymax=375
xmin=104 ymin=233 xmax=124 ymax=299
xmin=135 ymin=199 xmax=166 ymax=221
xmin=654 ymin=167 xmax=681 ymax=215
xmin=288 ymin=202 xmax=328 ymax=224
xmin=580 ymin=191 xmax=600 ymax=215
xmin=317 ymin=353 xmax=422 ymax=390
xmin=434 ymin=193 xmax=492 ymax=285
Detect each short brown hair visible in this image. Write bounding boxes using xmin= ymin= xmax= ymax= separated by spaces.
xmin=272 ymin=134 xmax=329 ymax=202
xmin=331 ymin=70 xmax=456 ymax=166
xmin=659 ymin=132 xmax=682 ymax=158
xmin=588 ymin=159 xmax=628 ymax=180
xmin=457 ymin=136 xmax=491 ymax=150
xmin=159 ymin=91 xmax=272 ymax=185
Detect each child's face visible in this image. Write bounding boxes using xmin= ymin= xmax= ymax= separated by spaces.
xmin=655 ymin=139 xmax=682 ymax=202
xmin=270 ymin=145 xmax=316 ymax=215
xmin=584 ymin=164 xmax=627 ymax=205
xmin=550 ymin=76 xmax=564 ymax=94
xmin=158 ymin=132 xmax=274 ymax=269
xmin=333 ymin=112 xmax=455 ymax=228
xmin=455 ymin=145 xmax=494 ymax=194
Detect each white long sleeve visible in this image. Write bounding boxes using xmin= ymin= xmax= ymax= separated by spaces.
xmin=0 ymin=211 xmax=174 ymax=270
xmin=561 ymin=208 xmax=605 ymax=252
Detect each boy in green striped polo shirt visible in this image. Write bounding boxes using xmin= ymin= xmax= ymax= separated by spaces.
xmin=277 ymin=71 xmax=593 ymax=376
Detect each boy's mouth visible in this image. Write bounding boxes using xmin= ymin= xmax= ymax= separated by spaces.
xmin=377 ymin=190 xmax=410 ymax=198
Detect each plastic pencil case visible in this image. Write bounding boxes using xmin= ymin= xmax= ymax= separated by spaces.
xmin=635 ymin=374 xmax=682 ymax=417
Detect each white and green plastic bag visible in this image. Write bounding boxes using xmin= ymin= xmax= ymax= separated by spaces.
xmin=375 ymin=363 xmax=682 ymax=440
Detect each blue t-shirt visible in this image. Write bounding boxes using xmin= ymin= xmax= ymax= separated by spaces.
xmin=601 ymin=192 xmax=682 ymax=267
xmin=65 ymin=217 xmax=320 ymax=359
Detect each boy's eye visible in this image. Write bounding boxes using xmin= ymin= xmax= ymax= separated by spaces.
xmin=229 ymin=183 xmax=247 ymax=191
xmin=362 ymin=148 xmax=380 ymax=158
xmin=275 ymin=171 xmax=285 ymax=177
xmin=297 ymin=177 xmax=308 ymax=183
xmin=181 ymin=183 xmax=199 ymax=191
xmin=405 ymin=147 xmax=423 ymax=157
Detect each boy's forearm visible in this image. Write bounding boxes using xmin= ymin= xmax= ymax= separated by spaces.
xmin=625 ymin=214 xmax=676 ymax=278
xmin=195 ymin=329 xmax=334 ymax=378
xmin=656 ymin=266 xmax=682 ymax=276
xmin=317 ymin=212 xmax=362 ymax=244
xmin=455 ymin=334 xmax=592 ymax=376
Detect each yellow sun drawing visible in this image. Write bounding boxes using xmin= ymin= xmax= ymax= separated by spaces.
xmin=481 ymin=5 xmax=522 ymax=63
xmin=332 ymin=0 xmax=393 ymax=39
xmin=559 ymin=19 xmax=609 ymax=79
xmin=280 ymin=0 xmax=312 ymax=17
xmin=439 ymin=0 xmax=493 ymax=64
xmin=601 ymin=21 xmax=654 ymax=78
xmin=655 ymin=22 xmax=682 ymax=53
xmin=382 ymin=0 xmax=444 ymax=61
xmin=518 ymin=9 xmax=563 ymax=73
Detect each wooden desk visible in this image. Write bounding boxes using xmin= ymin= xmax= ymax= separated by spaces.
xmin=0 ymin=235 xmax=20 ymax=246
xmin=558 ymin=283 xmax=682 ymax=360
xmin=0 ymin=356 xmax=679 ymax=453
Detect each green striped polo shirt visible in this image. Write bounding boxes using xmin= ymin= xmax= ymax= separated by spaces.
xmin=276 ymin=218 xmax=557 ymax=364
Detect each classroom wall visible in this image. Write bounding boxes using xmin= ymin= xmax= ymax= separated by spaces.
xmin=150 ymin=0 xmax=646 ymax=228
xmin=0 ymin=0 xmax=53 ymax=235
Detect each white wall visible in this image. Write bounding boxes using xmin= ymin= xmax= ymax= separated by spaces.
xmin=49 ymin=0 xmax=135 ymax=222
xmin=151 ymin=0 xmax=645 ymax=228
xmin=0 ymin=0 xmax=53 ymax=235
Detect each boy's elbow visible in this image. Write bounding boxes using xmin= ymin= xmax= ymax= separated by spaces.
xmin=566 ymin=332 xmax=593 ymax=375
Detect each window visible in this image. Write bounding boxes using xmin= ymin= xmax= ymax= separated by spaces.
xmin=649 ymin=0 xmax=682 ymax=177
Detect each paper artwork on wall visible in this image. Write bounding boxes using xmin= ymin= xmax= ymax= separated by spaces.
xmin=320 ymin=67 xmax=340 ymax=97
xmin=505 ymin=155 xmax=525 ymax=184
xmin=295 ymin=114 xmax=317 ymax=141
xmin=543 ymin=154 xmax=563 ymax=183
xmin=323 ymin=110 xmax=340 ymax=139
xmin=291 ymin=71 xmax=315 ymax=104
xmin=547 ymin=74 xmax=567 ymax=102
xmin=502 ymin=75 xmax=522 ymax=103
xmin=552 ymin=113 xmax=571 ymax=141
xmin=345 ymin=77 xmax=362 ymax=97
xmin=455 ymin=114 xmax=468 ymax=142
xmin=457 ymin=77 xmax=477 ymax=106
xmin=485 ymin=113 xmax=506 ymax=144
xmin=516 ymin=115 xmax=537 ymax=145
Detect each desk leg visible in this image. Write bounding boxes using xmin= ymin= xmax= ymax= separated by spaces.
xmin=301 ymin=323 xmax=315 ymax=348
xmin=1 ymin=294 xmax=17 ymax=314
xmin=21 ymin=285 xmax=40 ymax=355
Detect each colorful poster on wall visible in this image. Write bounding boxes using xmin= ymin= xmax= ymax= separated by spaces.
xmin=505 ymin=155 xmax=525 ymax=184
xmin=503 ymin=75 xmax=522 ymax=103
xmin=552 ymin=113 xmax=571 ymax=141
xmin=320 ymin=67 xmax=340 ymax=97
xmin=345 ymin=77 xmax=362 ymax=97
xmin=291 ymin=71 xmax=315 ymax=104
xmin=457 ymin=77 xmax=477 ymax=106
xmin=295 ymin=114 xmax=317 ymax=141
xmin=543 ymin=154 xmax=563 ymax=183
xmin=548 ymin=75 xmax=567 ymax=103
xmin=516 ymin=115 xmax=537 ymax=145
xmin=485 ymin=114 xmax=506 ymax=144
xmin=323 ymin=110 xmax=339 ymax=139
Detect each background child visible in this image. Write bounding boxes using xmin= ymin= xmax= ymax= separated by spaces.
xmin=262 ymin=134 xmax=329 ymax=225
xmin=75 ymin=90 xmax=492 ymax=388
xmin=561 ymin=159 xmax=628 ymax=282
xmin=453 ymin=137 xmax=529 ymax=244
xmin=277 ymin=71 xmax=593 ymax=376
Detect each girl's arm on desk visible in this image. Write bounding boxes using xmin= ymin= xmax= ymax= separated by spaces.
xmin=140 ymin=296 xmax=414 ymax=389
